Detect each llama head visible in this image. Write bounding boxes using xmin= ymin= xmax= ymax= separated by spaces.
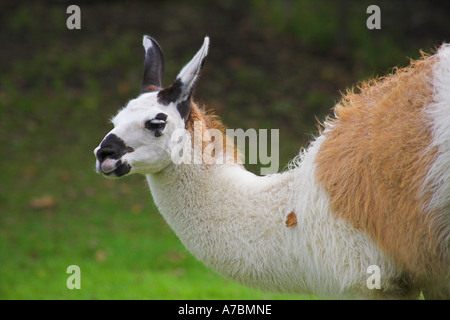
xmin=94 ymin=36 xmax=209 ymax=177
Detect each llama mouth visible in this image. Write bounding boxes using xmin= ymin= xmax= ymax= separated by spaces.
xmin=97 ymin=158 xmax=131 ymax=178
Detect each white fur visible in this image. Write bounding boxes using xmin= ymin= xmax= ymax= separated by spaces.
xmin=424 ymin=45 xmax=450 ymax=211
xmin=422 ymin=45 xmax=450 ymax=256
xmin=143 ymin=36 xmax=153 ymax=51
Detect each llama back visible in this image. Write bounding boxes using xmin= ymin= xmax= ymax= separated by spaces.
xmin=313 ymin=45 xmax=449 ymax=295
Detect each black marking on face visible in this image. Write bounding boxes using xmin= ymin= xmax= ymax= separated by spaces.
xmin=157 ymin=78 xmax=183 ymax=105
xmin=157 ymin=78 xmax=191 ymax=121
xmin=113 ymin=160 xmax=132 ymax=177
xmin=155 ymin=113 xmax=168 ymax=121
xmin=96 ymin=134 xmax=134 ymax=162
xmin=101 ymin=159 xmax=132 ymax=178
xmin=144 ymin=113 xmax=167 ymax=137
xmin=177 ymin=99 xmax=191 ymax=121
xmin=145 ymin=121 xmax=165 ymax=137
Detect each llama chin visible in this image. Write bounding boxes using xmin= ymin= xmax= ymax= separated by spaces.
xmin=95 ymin=36 xmax=450 ymax=299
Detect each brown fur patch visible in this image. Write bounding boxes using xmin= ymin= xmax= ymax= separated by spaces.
xmin=285 ymin=211 xmax=298 ymax=227
xmin=315 ymin=54 xmax=445 ymax=284
xmin=185 ymin=102 xmax=243 ymax=166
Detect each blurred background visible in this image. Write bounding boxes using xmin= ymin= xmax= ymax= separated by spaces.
xmin=1 ymin=0 xmax=449 ymax=299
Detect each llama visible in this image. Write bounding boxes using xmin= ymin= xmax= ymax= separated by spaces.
xmin=94 ymin=36 xmax=449 ymax=299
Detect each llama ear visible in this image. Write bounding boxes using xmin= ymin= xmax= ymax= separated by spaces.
xmin=141 ymin=35 xmax=165 ymax=92
xmin=175 ymin=36 xmax=209 ymax=101
xmin=157 ymin=37 xmax=209 ymax=120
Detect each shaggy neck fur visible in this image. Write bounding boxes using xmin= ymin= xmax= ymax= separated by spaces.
xmin=146 ymin=104 xmax=403 ymax=298
xmin=184 ymin=102 xmax=243 ymax=166
xmin=147 ymin=161 xmax=294 ymax=288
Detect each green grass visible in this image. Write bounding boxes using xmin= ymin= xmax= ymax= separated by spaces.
xmin=0 ymin=193 xmax=312 ymax=299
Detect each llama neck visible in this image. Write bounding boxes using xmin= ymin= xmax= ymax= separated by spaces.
xmin=145 ymin=137 xmax=393 ymax=297
xmin=146 ymin=162 xmax=297 ymax=290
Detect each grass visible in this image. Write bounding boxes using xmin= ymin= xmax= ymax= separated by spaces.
xmin=0 ymin=1 xmax=446 ymax=300
xmin=0 ymin=194 xmax=312 ymax=299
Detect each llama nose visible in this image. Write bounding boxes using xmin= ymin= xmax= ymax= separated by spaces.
xmin=96 ymin=144 xmax=121 ymax=162
xmin=96 ymin=133 xmax=132 ymax=162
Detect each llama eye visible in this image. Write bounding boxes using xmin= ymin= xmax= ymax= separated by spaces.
xmin=145 ymin=119 xmax=166 ymax=130
xmin=145 ymin=119 xmax=166 ymax=137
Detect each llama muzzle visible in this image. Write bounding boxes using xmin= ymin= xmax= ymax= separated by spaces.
xmin=94 ymin=133 xmax=134 ymax=177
